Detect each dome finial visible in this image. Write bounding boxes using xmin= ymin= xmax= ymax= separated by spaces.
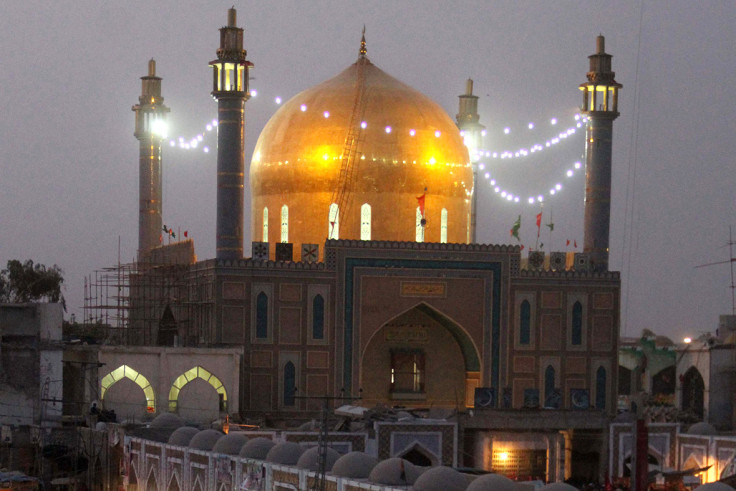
xmin=359 ymin=25 xmax=367 ymax=57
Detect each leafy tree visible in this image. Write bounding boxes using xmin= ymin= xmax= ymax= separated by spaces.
xmin=0 ymin=259 xmax=66 ymax=310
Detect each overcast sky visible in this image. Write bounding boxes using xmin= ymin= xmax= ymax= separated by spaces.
xmin=2 ymin=1 xmax=735 ymax=341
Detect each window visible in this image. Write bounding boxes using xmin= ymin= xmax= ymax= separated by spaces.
xmin=519 ymin=300 xmax=531 ymax=345
xmin=280 ymin=205 xmax=288 ymax=243
xmin=390 ymin=350 xmax=425 ymax=393
xmin=596 ymin=366 xmax=606 ymax=409
xmin=100 ymin=365 xmax=155 ymax=412
xmin=283 ymin=361 xmax=296 ymax=406
xmin=262 ymin=207 xmax=268 ymax=242
xmin=415 ymin=207 xmax=424 ymax=242
xmin=256 ymin=292 xmax=268 ymax=338
xmin=168 ymin=366 xmax=227 ymax=413
xmin=544 ymin=365 xmax=556 ymax=407
xmin=572 ymin=301 xmax=583 ymax=345
xmin=328 ymin=203 xmax=339 ymax=240
xmin=360 ymin=203 xmax=371 ymax=240
xmin=440 ymin=208 xmax=448 ymax=243
xmin=312 ymin=294 xmax=324 ymax=340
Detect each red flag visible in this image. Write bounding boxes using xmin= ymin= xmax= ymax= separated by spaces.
xmin=566 ymin=239 xmax=570 ymax=246
xmin=574 ymin=240 xmax=577 ymax=248
xmin=184 ymin=230 xmax=188 ymax=238
xmin=416 ymin=193 xmax=426 ymax=216
xmin=520 ymin=244 xmax=524 ymax=251
xmin=536 ymin=212 xmax=542 ymax=238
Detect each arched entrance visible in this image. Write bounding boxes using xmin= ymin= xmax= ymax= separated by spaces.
xmin=360 ymin=303 xmax=479 ymax=407
xmin=681 ymin=366 xmax=705 ymax=420
xmin=168 ymin=366 xmax=227 ymax=423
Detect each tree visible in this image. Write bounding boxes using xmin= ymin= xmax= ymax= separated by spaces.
xmin=0 ymin=259 xmax=66 ymax=310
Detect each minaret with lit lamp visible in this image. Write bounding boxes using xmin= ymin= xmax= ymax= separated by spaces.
xmin=133 ymin=59 xmax=170 ymax=260
xmin=456 ymin=79 xmax=485 ymax=243
xmin=579 ymin=35 xmax=622 ymax=272
xmin=210 ymin=8 xmax=251 ymax=260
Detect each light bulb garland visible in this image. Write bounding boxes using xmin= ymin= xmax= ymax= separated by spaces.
xmin=162 ymin=87 xmax=587 ymax=204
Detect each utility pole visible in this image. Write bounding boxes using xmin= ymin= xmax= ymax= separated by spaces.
xmin=294 ymin=390 xmax=361 ymax=491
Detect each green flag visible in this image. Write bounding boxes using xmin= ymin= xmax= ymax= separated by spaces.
xmin=510 ymin=215 xmax=521 ymax=241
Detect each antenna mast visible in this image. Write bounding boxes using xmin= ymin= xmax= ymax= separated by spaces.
xmin=695 ymin=226 xmax=736 ymax=314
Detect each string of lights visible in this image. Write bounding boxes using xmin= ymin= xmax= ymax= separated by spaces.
xmin=160 ymin=89 xmax=587 ymax=205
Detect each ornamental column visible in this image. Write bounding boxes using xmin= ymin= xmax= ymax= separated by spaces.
xmin=580 ymin=35 xmax=622 ymax=272
xmin=210 ymin=8 xmax=252 ymax=260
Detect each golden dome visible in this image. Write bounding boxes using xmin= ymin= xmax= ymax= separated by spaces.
xmin=250 ymin=55 xmax=473 ymax=260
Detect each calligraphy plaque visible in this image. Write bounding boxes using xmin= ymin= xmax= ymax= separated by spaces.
xmin=384 ymin=324 xmax=429 ymax=343
xmin=400 ymin=281 xmax=446 ymax=297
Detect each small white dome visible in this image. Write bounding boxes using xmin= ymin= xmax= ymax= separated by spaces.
xmin=297 ymin=446 xmax=340 ymax=471
xmin=413 ymin=466 xmax=468 ymax=491
xmin=188 ymin=429 xmax=224 ymax=450
xmin=239 ymin=437 xmax=276 ymax=459
xmin=265 ymin=442 xmax=305 ymax=465
xmin=331 ymin=451 xmax=379 ymax=478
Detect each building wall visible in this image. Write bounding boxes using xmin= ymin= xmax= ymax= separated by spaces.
xmin=65 ymin=345 xmax=240 ymax=424
xmin=509 ymin=272 xmax=620 ymax=414
xmin=0 ymin=303 xmax=63 ymax=426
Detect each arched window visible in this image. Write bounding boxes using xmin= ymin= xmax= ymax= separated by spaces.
xmin=283 ymin=362 xmax=296 ymax=406
xmin=416 ymin=207 xmax=424 ymax=242
xmin=262 ymin=207 xmax=268 ymax=242
xmin=256 ymin=292 xmax=268 ymax=338
xmin=681 ymin=366 xmax=705 ymax=420
xmin=519 ymin=300 xmax=531 ymax=345
xmin=572 ymin=301 xmax=583 ymax=345
xmin=100 ymin=365 xmax=155 ymax=412
xmin=328 ymin=203 xmax=339 ymax=240
xmin=596 ymin=366 xmax=607 ymax=409
xmin=361 ymin=203 xmax=371 ymax=240
xmin=168 ymin=366 xmax=227 ymax=413
xmin=280 ymin=205 xmax=288 ymax=243
xmin=312 ymin=294 xmax=324 ymax=340
xmin=544 ymin=365 xmax=556 ymax=407
xmin=440 ymin=208 xmax=448 ymax=243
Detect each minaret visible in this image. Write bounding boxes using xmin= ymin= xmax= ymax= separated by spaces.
xmin=210 ymin=8 xmax=251 ymax=260
xmin=133 ymin=59 xmax=170 ymax=260
xmin=456 ymin=79 xmax=485 ymax=243
xmin=580 ymin=35 xmax=622 ymax=272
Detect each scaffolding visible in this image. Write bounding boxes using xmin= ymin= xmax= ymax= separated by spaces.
xmin=82 ymin=240 xmax=215 ymax=346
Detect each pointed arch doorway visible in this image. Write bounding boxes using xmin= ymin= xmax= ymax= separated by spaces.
xmin=360 ymin=303 xmax=480 ymax=407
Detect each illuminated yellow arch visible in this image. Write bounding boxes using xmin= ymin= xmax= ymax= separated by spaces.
xmin=168 ymin=366 xmax=227 ymax=412
xmin=100 ymin=365 xmax=155 ymax=411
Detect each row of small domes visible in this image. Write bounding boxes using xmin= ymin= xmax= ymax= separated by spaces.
xmin=150 ymin=414 xmax=732 ymax=491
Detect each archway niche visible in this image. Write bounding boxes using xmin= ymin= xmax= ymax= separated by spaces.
xmin=360 ymin=303 xmax=478 ymax=408
xmin=681 ymin=367 xmax=705 ymax=421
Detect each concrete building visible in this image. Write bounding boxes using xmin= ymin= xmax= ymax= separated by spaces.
xmin=0 ymin=303 xmax=63 ymax=427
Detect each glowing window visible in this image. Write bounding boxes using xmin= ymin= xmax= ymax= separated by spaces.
xmin=572 ymin=301 xmax=583 ymax=345
xmin=262 ymin=207 xmax=268 ymax=242
xmin=519 ymin=300 xmax=531 ymax=345
xmin=596 ymin=367 xmax=606 ymax=409
xmin=415 ymin=207 xmax=424 ymax=242
xmin=390 ymin=350 xmax=425 ymax=393
xmin=360 ymin=203 xmax=371 ymax=240
xmin=328 ymin=203 xmax=339 ymax=240
xmin=312 ymin=294 xmax=324 ymax=340
xmin=256 ymin=292 xmax=268 ymax=338
xmin=100 ymin=365 xmax=155 ymax=412
xmin=284 ymin=362 xmax=296 ymax=406
xmin=168 ymin=366 xmax=227 ymax=413
xmin=280 ymin=205 xmax=288 ymax=243
xmin=440 ymin=208 xmax=448 ymax=243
